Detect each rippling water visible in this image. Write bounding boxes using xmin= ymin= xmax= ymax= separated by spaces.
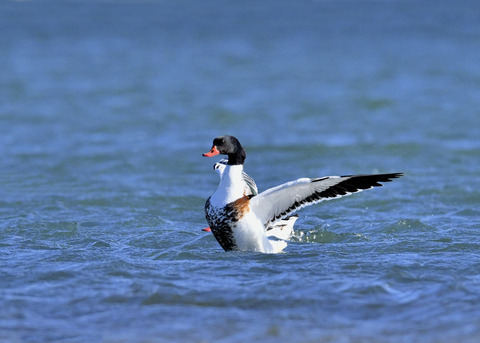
xmin=1 ymin=1 xmax=480 ymax=342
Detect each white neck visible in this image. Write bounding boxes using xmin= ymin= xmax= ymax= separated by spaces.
xmin=210 ymin=165 xmax=245 ymax=206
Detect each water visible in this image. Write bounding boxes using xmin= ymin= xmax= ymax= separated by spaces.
xmin=1 ymin=0 xmax=480 ymax=342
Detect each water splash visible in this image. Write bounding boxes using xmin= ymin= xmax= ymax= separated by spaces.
xmin=291 ymin=227 xmax=370 ymax=244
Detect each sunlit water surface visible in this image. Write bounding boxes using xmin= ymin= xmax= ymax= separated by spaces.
xmin=1 ymin=1 xmax=480 ymax=342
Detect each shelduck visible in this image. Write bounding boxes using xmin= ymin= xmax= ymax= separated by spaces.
xmin=203 ymin=135 xmax=402 ymax=253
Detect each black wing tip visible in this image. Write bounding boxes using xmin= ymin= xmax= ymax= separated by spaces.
xmin=360 ymin=172 xmax=404 ymax=185
xmin=312 ymin=173 xmax=404 ymax=187
xmin=382 ymin=172 xmax=404 ymax=177
xmin=331 ymin=172 xmax=403 ymax=192
xmin=372 ymin=172 xmax=404 ymax=181
xmin=380 ymin=172 xmax=404 ymax=181
xmin=341 ymin=172 xmax=404 ymax=179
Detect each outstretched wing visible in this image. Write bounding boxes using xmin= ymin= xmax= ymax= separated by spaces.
xmin=249 ymin=173 xmax=403 ymax=227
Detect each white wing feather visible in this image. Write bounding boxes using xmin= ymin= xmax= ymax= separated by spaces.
xmin=249 ymin=177 xmax=346 ymax=227
xmin=249 ymin=173 xmax=402 ymax=227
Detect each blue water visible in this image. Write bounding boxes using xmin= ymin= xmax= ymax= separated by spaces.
xmin=1 ymin=0 xmax=480 ymax=342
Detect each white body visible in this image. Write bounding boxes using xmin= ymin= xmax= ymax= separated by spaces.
xmin=208 ymin=164 xmax=288 ymax=253
xmin=209 ymin=165 xmax=245 ymax=206
xmin=213 ymin=159 xmax=296 ymax=242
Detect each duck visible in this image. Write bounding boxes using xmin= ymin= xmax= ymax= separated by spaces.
xmin=202 ymin=158 xmax=297 ymax=241
xmin=203 ymin=135 xmax=403 ymax=253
